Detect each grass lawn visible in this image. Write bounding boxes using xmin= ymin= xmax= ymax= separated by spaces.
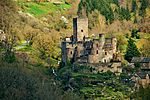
xmin=18 ymin=2 xmax=71 ymax=17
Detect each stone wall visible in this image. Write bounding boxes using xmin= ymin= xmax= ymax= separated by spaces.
xmin=61 ymin=42 xmax=67 ymax=64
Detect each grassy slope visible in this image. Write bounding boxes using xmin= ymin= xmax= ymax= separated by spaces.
xmin=18 ymin=1 xmax=71 ymax=17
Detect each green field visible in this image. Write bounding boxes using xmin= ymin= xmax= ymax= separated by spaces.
xmin=18 ymin=2 xmax=71 ymax=17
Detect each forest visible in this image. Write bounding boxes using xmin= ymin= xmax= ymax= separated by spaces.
xmin=0 ymin=0 xmax=150 ymax=99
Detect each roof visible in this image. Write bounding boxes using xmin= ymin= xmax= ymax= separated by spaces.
xmin=136 ymin=72 xmax=150 ymax=79
xmin=131 ymin=57 xmax=150 ymax=63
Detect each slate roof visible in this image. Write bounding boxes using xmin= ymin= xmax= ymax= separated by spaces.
xmin=131 ymin=57 xmax=150 ymax=63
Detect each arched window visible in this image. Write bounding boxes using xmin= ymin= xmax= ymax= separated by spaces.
xmin=81 ymin=30 xmax=83 ymax=32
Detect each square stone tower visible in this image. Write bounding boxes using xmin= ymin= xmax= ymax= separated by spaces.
xmin=73 ymin=17 xmax=88 ymax=42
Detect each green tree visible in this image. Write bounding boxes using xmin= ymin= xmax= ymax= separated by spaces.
xmin=131 ymin=0 xmax=137 ymax=13
xmin=125 ymin=38 xmax=141 ymax=62
xmin=118 ymin=7 xmax=131 ymax=20
xmin=78 ymin=0 xmax=114 ymax=23
xmin=139 ymin=0 xmax=149 ymax=17
xmin=131 ymin=29 xmax=140 ymax=39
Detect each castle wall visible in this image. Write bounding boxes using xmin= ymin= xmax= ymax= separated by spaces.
xmin=99 ymin=34 xmax=105 ymax=49
xmin=101 ymin=50 xmax=113 ymax=63
xmin=61 ymin=42 xmax=67 ymax=64
xmin=76 ymin=42 xmax=84 ymax=57
xmin=66 ymin=43 xmax=76 ymax=60
xmin=88 ymin=55 xmax=100 ymax=64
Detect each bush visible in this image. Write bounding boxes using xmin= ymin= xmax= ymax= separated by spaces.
xmin=2 ymin=52 xmax=16 ymax=63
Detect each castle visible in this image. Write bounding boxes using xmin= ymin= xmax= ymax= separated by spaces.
xmin=61 ymin=17 xmax=120 ymax=65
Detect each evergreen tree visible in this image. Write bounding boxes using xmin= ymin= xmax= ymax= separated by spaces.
xmin=78 ymin=0 xmax=115 ymax=23
xmin=125 ymin=38 xmax=141 ymax=62
xmin=119 ymin=7 xmax=131 ymax=20
xmin=131 ymin=0 xmax=137 ymax=13
xmin=131 ymin=29 xmax=140 ymax=39
xmin=139 ymin=0 xmax=149 ymax=17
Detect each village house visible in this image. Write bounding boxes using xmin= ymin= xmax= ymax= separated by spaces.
xmin=131 ymin=57 xmax=150 ymax=89
xmin=132 ymin=73 xmax=150 ymax=90
xmin=131 ymin=57 xmax=150 ymax=70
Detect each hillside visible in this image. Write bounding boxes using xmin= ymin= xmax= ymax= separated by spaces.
xmin=0 ymin=0 xmax=150 ymax=100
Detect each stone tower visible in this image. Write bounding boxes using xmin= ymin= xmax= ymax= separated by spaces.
xmin=73 ymin=17 xmax=88 ymax=42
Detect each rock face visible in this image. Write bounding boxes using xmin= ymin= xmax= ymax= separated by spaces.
xmin=61 ymin=17 xmax=119 ymax=65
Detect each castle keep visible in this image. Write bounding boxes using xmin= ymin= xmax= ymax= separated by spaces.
xmin=61 ymin=17 xmax=119 ymax=65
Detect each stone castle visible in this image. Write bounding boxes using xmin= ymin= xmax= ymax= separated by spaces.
xmin=61 ymin=17 xmax=120 ymax=65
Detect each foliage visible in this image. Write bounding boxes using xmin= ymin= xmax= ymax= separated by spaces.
xmin=116 ymin=34 xmax=128 ymax=53
xmin=125 ymin=38 xmax=141 ymax=62
xmin=57 ymin=65 xmax=132 ymax=99
xmin=78 ymin=0 xmax=115 ymax=23
xmin=32 ymin=33 xmax=60 ymax=60
xmin=140 ymin=38 xmax=150 ymax=57
xmin=0 ymin=60 xmax=83 ymax=100
xmin=131 ymin=86 xmax=150 ymax=99
xmin=131 ymin=29 xmax=140 ymax=39
xmin=118 ymin=7 xmax=131 ymax=20
xmin=88 ymin=10 xmax=106 ymax=32
xmin=139 ymin=0 xmax=149 ymax=17
xmin=0 ymin=0 xmax=19 ymax=63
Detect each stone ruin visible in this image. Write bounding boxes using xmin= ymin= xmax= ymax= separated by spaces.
xmin=61 ymin=17 xmax=123 ymax=75
xmin=61 ymin=17 xmax=121 ymax=66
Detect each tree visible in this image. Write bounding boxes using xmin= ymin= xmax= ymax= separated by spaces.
xmin=32 ymin=32 xmax=61 ymax=61
xmin=78 ymin=0 xmax=115 ymax=23
xmin=139 ymin=0 xmax=149 ymax=17
xmin=116 ymin=34 xmax=128 ymax=53
xmin=23 ymin=26 xmax=39 ymax=46
xmin=131 ymin=29 xmax=140 ymax=39
xmin=125 ymin=38 xmax=141 ymax=62
xmin=0 ymin=64 xmax=82 ymax=100
xmin=0 ymin=0 xmax=19 ymax=63
xmin=88 ymin=10 xmax=106 ymax=33
xmin=131 ymin=0 xmax=137 ymax=13
xmin=140 ymin=38 xmax=150 ymax=57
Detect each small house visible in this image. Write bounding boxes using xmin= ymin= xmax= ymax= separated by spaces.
xmin=131 ymin=57 xmax=150 ymax=70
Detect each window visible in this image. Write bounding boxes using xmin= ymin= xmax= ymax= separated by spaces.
xmin=105 ymin=52 xmax=107 ymax=55
xmin=81 ymin=30 xmax=83 ymax=32
xmin=70 ymin=51 xmax=72 ymax=54
xmin=96 ymin=50 xmax=98 ymax=54
xmin=96 ymin=44 xmax=99 ymax=47
xmin=104 ymin=59 xmax=107 ymax=63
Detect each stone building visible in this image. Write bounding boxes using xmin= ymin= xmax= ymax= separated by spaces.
xmin=132 ymin=73 xmax=150 ymax=90
xmin=131 ymin=57 xmax=150 ymax=70
xmin=61 ymin=17 xmax=119 ymax=65
xmin=131 ymin=57 xmax=150 ymax=89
